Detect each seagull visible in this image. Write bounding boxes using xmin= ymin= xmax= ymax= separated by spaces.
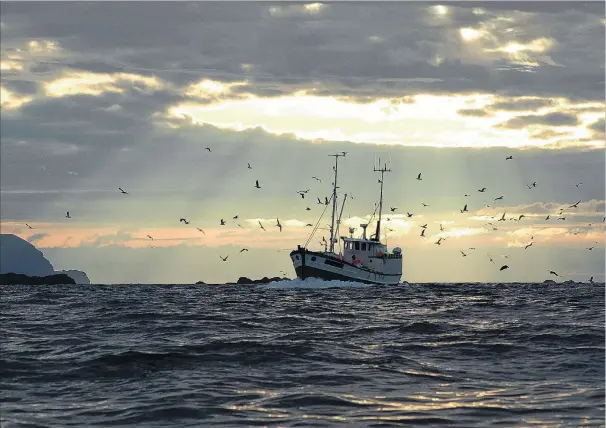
xmin=25 ymin=224 xmax=34 ymax=229
xmin=255 ymin=180 xmax=261 ymax=189
xmin=420 ymin=229 xmax=425 ymax=237
xmin=506 ymin=155 xmax=513 ymax=160
xmin=440 ymin=224 xmax=444 ymax=231
xmin=494 ymin=196 xmax=504 ymax=201
xmin=569 ymin=200 xmax=581 ymax=208
xmin=526 ymin=184 xmax=533 ymax=190
xmin=589 ymin=276 xmax=594 ymax=284
xmin=518 ymin=214 xmax=525 ymax=221
xmin=325 ymin=196 xmax=329 ymax=205
xmin=197 ymin=228 xmax=205 ymax=235
xmin=233 ymin=215 xmax=239 ymax=220
xmin=460 ymin=204 xmax=468 ymax=213
xmin=406 ymin=212 xmax=413 ymax=218
xmin=498 ymin=212 xmax=507 ymax=222
xmin=66 ymin=212 xmax=71 ymax=218
xmin=460 ymin=250 xmax=467 ymax=257
xmin=587 ymin=246 xmax=595 ymax=251
xmin=545 ymin=215 xmax=550 ymax=220
xmin=524 ymin=242 xmax=533 ymax=249
xmin=219 ymin=255 xmax=229 ymax=262
xmin=500 ymin=265 xmax=509 ymax=271
xmin=488 ymin=254 xmax=495 ymax=264
xmin=435 ymin=238 xmax=443 ymax=245
xmin=478 ymin=188 xmax=486 ymax=192
xmin=258 ymin=220 xmax=266 ymax=231
xmin=390 ymin=207 xmax=397 ymax=212
xmin=147 ymin=235 xmax=153 ymax=240
xmin=421 ymin=224 xmax=428 ymax=229
xmin=558 ymin=217 xmax=566 ymax=221
xmin=180 ymin=218 xmax=190 ymax=224
xmin=421 ymin=203 xmax=429 ymax=207
xmin=118 ymin=187 xmax=128 ymax=194
xmin=205 ymin=147 xmax=211 ymax=152
xmin=305 ymin=223 xmax=313 ymax=227
xmin=239 ymin=248 xmax=249 ymax=253
xmin=549 ymin=270 xmax=560 ymax=277
xmin=416 ymin=173 xmax=422 ymax=180
xmin=312 ymin=176 xmax=322 ymax=183
xmin=220 ymin=219 xmax=226 ymax=225
xmin=247 ymin=162 xmax=252 ymax=169
xmin=276 ymin=218 xmax=282 ymax=232
xmin=532 ymin=181 xmax=537 ymax=187
xmin=317 ymin=197 xmax=323 ymax=205
xmin=306 ymin=207 xmax=311 ymax=211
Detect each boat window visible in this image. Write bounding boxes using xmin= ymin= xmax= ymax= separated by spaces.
xmin=346 ymin=242 xmax=350 ymax=250
xmin=355 ymin=242 xmax=359 ymax=250
xmin=361 ymin=242 xmax=366 ymax=251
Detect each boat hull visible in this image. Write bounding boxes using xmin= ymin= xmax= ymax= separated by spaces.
xmin=290 ymin=247 xmax=402 ymax=285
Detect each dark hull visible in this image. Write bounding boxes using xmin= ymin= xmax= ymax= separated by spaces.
xmin=294 ymin=265 xmax=381 ymax=285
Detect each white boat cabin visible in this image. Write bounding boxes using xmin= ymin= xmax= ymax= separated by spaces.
xmin=339 ymin=224 xmax=402 ymax=269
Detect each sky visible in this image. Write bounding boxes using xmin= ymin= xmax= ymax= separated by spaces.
xmin=1 ymin=1 xmax=604 ymax=284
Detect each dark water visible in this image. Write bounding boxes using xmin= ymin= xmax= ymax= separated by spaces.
xmin=1 ymin=281 xmax=604 ymax=427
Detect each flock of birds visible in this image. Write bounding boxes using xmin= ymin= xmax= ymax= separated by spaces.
xmin=24 ymin=148 xmax=603 ymax=284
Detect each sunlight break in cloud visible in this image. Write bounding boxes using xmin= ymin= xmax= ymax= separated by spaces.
xmin=44 ymin=72 xmax=164 ymax=98
xmin=166 ymin=91 xmax=604 ymax=149
xmin=0 ymin=86 xmax=32 ymax=110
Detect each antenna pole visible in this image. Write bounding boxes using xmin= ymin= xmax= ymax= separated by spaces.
xmin=374 ymin=159 xmax=391 ymax=242
xmin=328 ymin=153 xmax=345 ymax=253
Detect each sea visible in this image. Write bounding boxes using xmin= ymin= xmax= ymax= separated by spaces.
xmin=1 ymin=280 xmax=604 ymax=427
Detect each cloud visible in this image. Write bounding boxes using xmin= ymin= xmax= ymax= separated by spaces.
xmin=496 ymin=112 xmax=580 ymax=129
xmin=26 ymin=232 xmax=49 ymax=243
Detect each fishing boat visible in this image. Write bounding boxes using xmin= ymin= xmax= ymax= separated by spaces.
xmin=289 ymin=153 xmax=403 ymax=285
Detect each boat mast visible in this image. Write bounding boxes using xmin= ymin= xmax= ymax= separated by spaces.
xmin=373 ymin=159 xmax=391 ymax=242
xmin=336 ymin=193 xmax=348 ymax=253
xmin=328 ymin=153 xmax=345 ymax=253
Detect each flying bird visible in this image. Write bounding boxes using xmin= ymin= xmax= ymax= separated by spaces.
xmin=118 ymin=187 xmax=128 ymax=194
xmin=421 ymin=203 xmax=429 ymax=207
xmin=416 ymin=173 xmax=422 ymax=181
xmin=420 ymin=229 xmax=425 ymax=237
xmin=548 ymin=270 xmax=560 ymax=277
xmin=460 ymin=204 xmax=468 ymax=213
xmin=494 ymin=196 xmax=504 ymax=201
xmin=305 ymin=223 xmax=313 ymax=227
xmin=569 ymin=200 xmax=581 ymax=208
xmin=421 ymin=224 xmax=428 ymax=229
xmin=589 ymin=276 xmax=594 ymax=284
xmin=518 ymin=214 xmax=525 ymax=221
xmin=545 ymin=215 xmax=550 ymax=220
xmin=532 ymin=181 xmax=537 ymax=187
xmin=390 ymin=207 xmax=397 ymax=212
xmin=460 ymin=250 xmax=467 ymax=257
xmin=196 ymin=228 xmax=205 ymax=235
xmin=524 ymin=242 xmax=533 ymax=249
xmin=25 ymin=224 xmax=34 ymax=229
xmin=317 ymin=197 xmax=323 ymax=205
xmin=406 ymin=212 xmax=413 ymax=218
xmin=325 ymin=197 xmax=329 ymax=205
xmin=312 ymin=176 xmax=322 ymax=183
xmin=239 ymin=248 xmax=249 ymax=253
xmin=440 ymin=224 xmax=444 ymax=231
xmin=66 ymin=212 xmax=71 ymax=218
xmin=488 ymin=254 xmax=495 ymax=264
xmin=205 ymin=147 xmax=211 ymax=152
xmin=435 ymin=238 xmax=443 ymax=245
xmin=478 ymin=188 xmax=486 ymax=192
xmin=219 ymin=255 xmax=229 ymax=262
xmin=258 ymin=220 xmax=266 ymax=231
xmin=498 ymin=212 xmax=507 ymax=222
xmin=306 ymin=207 xmax=311 ymax=211
xmin=248 ymin=162 xmax=252 ymax=169
xmin=276 ymin=218 xmax=282 ymax=232
xmin=500 ymin=265 xmax=509 ymax=271
xmin=220 ymin=219 xmax=226 ymax=225
xmin=233 ymin=215 xmax=239 ymax=220
xmin=255 ymin=180 xmax=261 ymax=189
xmin=180 ymin=218 xmax=190 ymax=224
xmin=506 ymin=156 xmax=513 ymax=160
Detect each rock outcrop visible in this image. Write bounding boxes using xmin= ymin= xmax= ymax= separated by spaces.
xmin=0 ymin=234 xmax=55 ymax=276
xmin=0 ymin=234 xmax=90 ymax=283
xmin=56 ymin=269 xmax=91 ymax=285
xmin=198 ymin=276 xmax=290 ymax=285
xmin=0 ymin=273 xmax=76 ymax=285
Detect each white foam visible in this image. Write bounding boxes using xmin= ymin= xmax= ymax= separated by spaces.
xmin=261 ymin=277 xmax=373 ymax=289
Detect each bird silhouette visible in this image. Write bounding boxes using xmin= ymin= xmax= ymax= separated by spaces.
xmin=25 ymin=224 xmax=34 ymax=229
xmin=220 ymin=219 xmax=226 ymax=225
xmin=247 ymin=162 xmax=252 ymax=169
xmin=390 ymin=207 xmax=397 ymax=212
xmin=420 ymin=229 xmax=425 ymax=237
xmin=205 ymin=147 xmax=211 ymax=152
xmin=312 ymin=176 xmax=322 ymax=183
xmin=549 ymin=270 xmax=560 ymax=277
xmin=569 ymin=200 xmax=581 ymax=208
xmin=494 ymin=196 xmax=504 ymax=201
xmin=239 ymin=248 xmax=249 ymax=253
xmin=197 ymin=228 xmax=205 ymax=235
xmin=506 ymin=156 xmax=513 ymax=160
xmin=416 ymin=173 xmax=422 ymax=180
xmin=219 ymin=255 xmax=229 ymax=262
xmin=406 ymin=212 xmax=413 ymax=218
xmin=524 ymin=242 xmax=533 ymax=249
xmin=180 ymin=218 xmax=189 ymax=224
xmin=500 ymin=265 xmax=509 ymax=271
xmin=478 ymin=188 xmax=486 ymax=192
xmin=66 ymin=212 xmax=71 ymax=218
xmin=421 ymin=203 xmax=429 ymax=207
xmin=460 ymin=250 xmax=467 ymax=257
xmin=258 ymin=220 xmax=266 ymax=231
xmin=276 ymin=218 xmax=282 ymax=232
xmin=255 ymin=180 xmax=261 ymax=189
xmin=118 ymin=187 xmax=128 ymax=194
xmin=460 ymin=204 xmax=468 ymax=213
